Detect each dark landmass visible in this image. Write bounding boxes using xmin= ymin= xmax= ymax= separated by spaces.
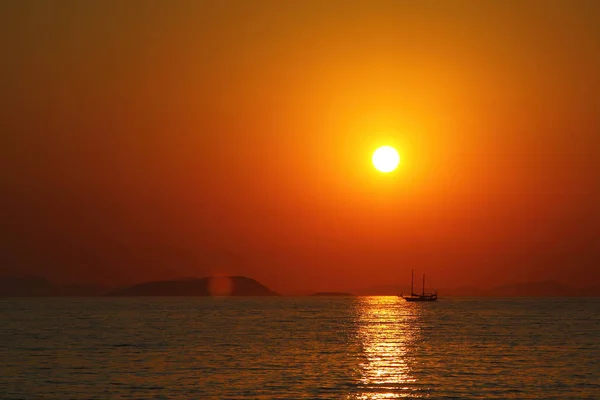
xmin=0 ymin=277 xmax=108 ymax=297
xmin=2 ymin=276 xmax=599 ymax=297
xmin=0 ymin=275 xmax=277 ymax=297
xmin=58 ymin=283 xmax=108 ymax=296
xmin=487 ymin=280 xmax=597 ymax=297
xmin=441 ymin=286 xmax=489 ymax=297
xmin=287 ymin=289 xmax=316 ymax=296
xmin=352 ymin=280 xmax=600 ymax=297
xmin=311 ymin=292 xmax=354 ymax=296
xmin=109 ymin=276 xmax=279 ymax=296
xmin=430 ymin=281 xmax=600 ymax=297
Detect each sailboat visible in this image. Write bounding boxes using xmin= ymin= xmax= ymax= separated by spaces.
xmin=401 ymin=269 xmax=438 ymax=302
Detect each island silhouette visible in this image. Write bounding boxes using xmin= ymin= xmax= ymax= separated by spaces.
xmin=1 ymin=276 xmax=599 ymax=297
xmin=311 ymin=292 xmax=355 ymax=296
xmin=108 ymin=276 xmax=279 ymax=296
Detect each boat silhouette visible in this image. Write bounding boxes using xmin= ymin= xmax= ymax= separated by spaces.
xmin=400 ymin=269 xmax=438 ymax=302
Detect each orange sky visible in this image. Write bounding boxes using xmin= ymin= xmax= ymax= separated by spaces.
xmin=1 ymin=1 xmax=599 ymax=292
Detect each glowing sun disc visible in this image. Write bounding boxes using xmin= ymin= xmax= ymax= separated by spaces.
xmin=372 ymin=146 xmax=400 ymax=173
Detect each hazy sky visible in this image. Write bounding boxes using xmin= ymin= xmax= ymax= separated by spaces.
xmin=1 ymin=1 xmax=599 ymax=292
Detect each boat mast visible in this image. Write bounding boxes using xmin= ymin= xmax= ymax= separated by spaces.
xmin=411 ymin=269 xmax=414 ymax=296
xmin=422 ymin=274 xmax=425 ymax=296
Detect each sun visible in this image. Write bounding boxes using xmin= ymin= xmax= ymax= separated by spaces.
xmin=372 ymin=146 xmax=400 ymax=173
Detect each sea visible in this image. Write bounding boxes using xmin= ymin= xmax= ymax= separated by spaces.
xmin=1 ymin=297 xmax=599 ymax=399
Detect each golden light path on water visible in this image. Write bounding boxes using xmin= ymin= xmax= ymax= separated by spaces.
xmin=355 ymin=296 xmax=423 ymax=399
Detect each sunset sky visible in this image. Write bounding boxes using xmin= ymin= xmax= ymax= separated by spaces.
xmin=1 ymin=1 xmax=599 ymax=293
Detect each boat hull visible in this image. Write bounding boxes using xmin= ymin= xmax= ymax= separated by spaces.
xmin=400 ymin=270 xmax=438 ymax=301
xmin=401 ymin=294 xmax=438 ymax=302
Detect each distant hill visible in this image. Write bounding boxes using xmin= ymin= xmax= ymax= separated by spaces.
xmin=311 ymin=292 xmax=354 ymax=296
xmin=353 ymin=280 xmax=600 ymax=297
xmin=0 ymin=277 xmax=56 ymax=297
xmin=438 ymin=286 xmax=491 ymax=297
xmin=109 ymin=276 xmax=278 ymax=296
xmin=488 ymin=280 xmax=579 ymax=297
xmin=0 ymin=277 xmax=108 ymax=297
xmin=58 ymin=283 xmax=107 ymax=297
xmin=3 ymin=276 xmax=599 ymax=297
xmin=435 ymin=281 xmax=600 ymax=297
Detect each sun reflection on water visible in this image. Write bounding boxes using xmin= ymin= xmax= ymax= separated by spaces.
xmin=355 ymin=296 xmax=424 ymax=399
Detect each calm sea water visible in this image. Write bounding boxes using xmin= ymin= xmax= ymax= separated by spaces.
xmin=1 ymin=297 xmax=599 ymax=399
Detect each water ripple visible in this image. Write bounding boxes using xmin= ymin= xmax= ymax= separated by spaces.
xmin=1 ymin=297 xmax=599 ymax=399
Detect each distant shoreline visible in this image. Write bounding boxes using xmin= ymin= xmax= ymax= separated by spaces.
xmin=310 ymin=292 xmax=355 ymax=296
xmin=1 ymin=276 xmax=599 ymax=297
